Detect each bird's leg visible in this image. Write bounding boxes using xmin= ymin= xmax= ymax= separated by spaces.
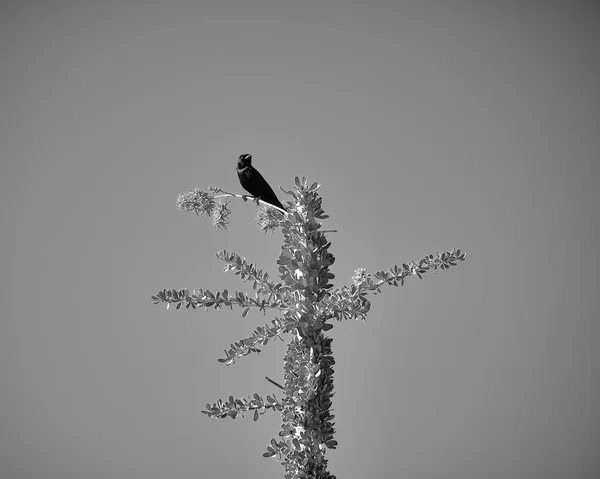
xmin=253 ymin=196 xmax=261 ymax=206
xmin=241 ymin=195 xmax=249 ymax=202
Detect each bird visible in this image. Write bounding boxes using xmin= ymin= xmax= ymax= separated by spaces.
xmin=236 ymin=154 xmax=286 ymax=212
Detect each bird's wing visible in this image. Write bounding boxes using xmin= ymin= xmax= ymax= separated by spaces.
xmin=240 ymin=167 xmax=276 ymax=198
xmin=238 ymin=166 xmax=284 ymax=210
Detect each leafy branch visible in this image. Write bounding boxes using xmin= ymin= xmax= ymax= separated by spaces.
xmin=177 ymin=186 xmax=286 ymax=232
xmin=217 ymin=250 xmax=289 ymax=299
xmin=217 ymin=316 xmax=292 ymax=366
xmin=203 ymin=393 xmax=283 ymax=420
xmin=321 ymin=248 xmax=467 ymax=322
xmin=150 ymin=288 xmax=288 ymax=314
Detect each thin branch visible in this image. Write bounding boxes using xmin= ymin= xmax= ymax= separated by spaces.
xmin=212 ymin=188 xmax=289 ymax=215
xmin=265 ymin=376 xmax=285 ymax=390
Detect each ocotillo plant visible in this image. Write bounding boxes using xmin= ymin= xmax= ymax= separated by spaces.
xmin=151 ymin=177 xmax=466 ymax=479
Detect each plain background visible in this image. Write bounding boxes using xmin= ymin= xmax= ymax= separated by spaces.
xmin=1 ymin=1 xmax=598 ymax=478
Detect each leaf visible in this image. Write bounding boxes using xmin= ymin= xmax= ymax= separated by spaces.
xmin=263 ymin=445 xmax=276 ymax=457
xmin=242 ymin=307 xmax=250 ymax=317
xmin=254 ymin=409 xmax=259 ymax=421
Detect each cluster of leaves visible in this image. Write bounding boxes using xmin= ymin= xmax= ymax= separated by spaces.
xmin=176 ymin=187 xmax=216 ymax=217
xmin=150 ymin=287 xmax=287 ymax=314
xmin=177 ymin=186 xmax=285 ymax=233
xmin=203 ymin=393 xmax=282 ymax=420
xmin=217 ymin=317 xmax=290 ymax=366
xmin=263 ymin=334 xmax=337 ymax=479
xmin=154 ymin=176 xmax=465 ymax=479
xmin=217 ymin=250 xmax=289 ymax=299
xmin=320 ymin=248 xmax=467 ymax=322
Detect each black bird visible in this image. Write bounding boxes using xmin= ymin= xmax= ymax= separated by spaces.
xmin=236 ymin=154 xmax=286 ymax=212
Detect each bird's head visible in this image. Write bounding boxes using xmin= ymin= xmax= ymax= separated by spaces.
xmin=238 ymin=153 xmax=252 ymax=168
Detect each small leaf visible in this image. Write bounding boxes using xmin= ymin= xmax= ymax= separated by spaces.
xmin=254 ymin=409 xmax=259 ymax=421
xmin=263 ymin=450 xmax=275 ymax=458
xmin=242 ymin=307 xmax=250 ymax=317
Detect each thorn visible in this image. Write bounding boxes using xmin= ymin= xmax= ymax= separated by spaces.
xmin=265 ymin=376 xmax=284 ymax=390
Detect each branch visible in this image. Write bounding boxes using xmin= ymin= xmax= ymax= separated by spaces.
xmin=151 ymin=288 xmax=288 ymax=314
xmin=176 ymin=186 xmax=288 ymax=232
xmin=217 ymin=316 xmax=293 ymax=365
xmin=322 ymin=249 xmax=467 ymax=321
xmin=212 ymin=187 xmax=289 ymax=215
xmin=266 ymin=376 xmax=285 ymax=390
xmin=202 ymin=393 xmax=282 ymax=420
xmin=217 ymin=250 xmax=290 ymax=301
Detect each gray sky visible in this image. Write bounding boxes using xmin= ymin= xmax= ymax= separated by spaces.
xmin=1 ymin=1 xmax=598 ymax=478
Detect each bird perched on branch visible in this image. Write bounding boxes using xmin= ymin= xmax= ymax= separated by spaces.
xmin=236 ymin=154 xmax=286 ymax=212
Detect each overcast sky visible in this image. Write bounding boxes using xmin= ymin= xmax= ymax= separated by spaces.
xmin=1 ymin=1 xmax=598 ymax=478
